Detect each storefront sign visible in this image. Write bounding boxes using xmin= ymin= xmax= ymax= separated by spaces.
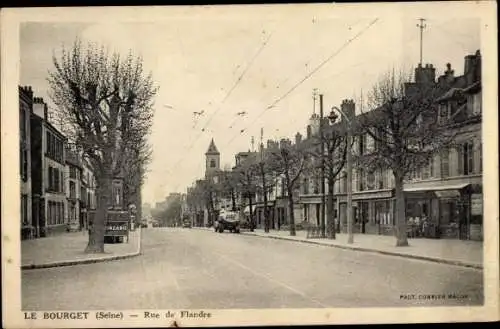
xmin=435 ymin=190 xmax=461 ymax=199
xmin=470 ymin=194 xmax=483 ymax=216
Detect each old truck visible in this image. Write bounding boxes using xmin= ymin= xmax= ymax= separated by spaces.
xmin=214 ymin=210 xmax=240 ymax=233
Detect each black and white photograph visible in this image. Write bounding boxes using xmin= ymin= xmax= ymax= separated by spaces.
xmin=1 ymin=2 xmax=498 ymax=327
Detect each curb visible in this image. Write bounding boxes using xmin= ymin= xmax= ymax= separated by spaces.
xmin=241 ymin=232 xmax=483 ymax=270
xmin=21 ymin=229 xmax=142 ymax=271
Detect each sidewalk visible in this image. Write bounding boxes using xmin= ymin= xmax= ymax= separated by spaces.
xmin=21 ymin=228 xmax=142 ymax=270
xmin=240 ymin=229 xmax=483 ymax=270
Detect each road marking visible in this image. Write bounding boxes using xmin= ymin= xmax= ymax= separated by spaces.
xmin=214 ymin=252 xmax=328 ymax=308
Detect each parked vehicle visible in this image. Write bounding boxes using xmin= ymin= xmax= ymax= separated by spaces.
xmin=182 ymin=220 xmax=192 ymax=228
xmin=215 ymin=210 xmax=240 ymax=233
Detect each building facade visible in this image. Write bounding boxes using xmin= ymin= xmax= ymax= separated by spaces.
xmin=19 ymin=86 xmax=33 ymax=239
xmin=204 ymin=139 xmax=222 ymax=226
xmin=30 ymin=97 xmax=68 ymax=237
xmin=80 ymin=159 xmax=97 ymax=230
xmin=65 ymin=144 xmax=83 ymax=231
xmin=291 ymin=50 xmax=483 ymax=241
xmin=334 ymin=51 xmax=483 ymax=240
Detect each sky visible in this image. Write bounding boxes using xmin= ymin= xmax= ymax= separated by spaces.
xmin=19 ymin=4 xmax=482 ymax=206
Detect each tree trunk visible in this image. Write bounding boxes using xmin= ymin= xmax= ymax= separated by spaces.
xmin=327 ymin=176 xmax=335 ymax=239
xmin=394 ymin=172 xmax=409 ymax=246
xmin=85 ymin=176 xmax=109 ymax=253
xmin=248 ymin=194 xmax=254 ymax=232
xmin=136 ymin=185 xmax=142 ymax=224
xmin=287 ymin=186 xmax=296 ymax=236
xmin=261 ymin=166 xmax=269 ymax=233
xmin=231 ymin=189 xmax=236 ymax=211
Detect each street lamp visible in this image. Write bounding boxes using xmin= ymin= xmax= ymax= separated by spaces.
xmin=331 ymin=105 xmax=354 ymax=244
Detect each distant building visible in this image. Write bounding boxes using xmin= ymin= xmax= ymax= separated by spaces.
xmin=30 ymin=97 xmax=68 ymax=237
xmin=204 ymin=139 xmax=222 ymax=225
xmin=19 ymin=86 xmax=33 ymax=239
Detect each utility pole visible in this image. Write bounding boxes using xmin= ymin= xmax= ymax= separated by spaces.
xmin=345 ymin=100 xmax=354 ymax=244
xmin=319 ymin=94 xmax=326 ymax=238
xmin=260 ymin=127 xmax=269 ymax=232
xmin=417 ymin=18 xmax=426 ymax=66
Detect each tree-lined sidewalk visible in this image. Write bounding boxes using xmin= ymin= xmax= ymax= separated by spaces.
xmin=241 ymin=228 xmax=483 ymax=269
xmin=21 ymin=229 xmax=141 ymax=269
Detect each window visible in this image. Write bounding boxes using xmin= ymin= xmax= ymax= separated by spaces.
xmin=70 ymin=181 xmax=76 ymax=199
xmin=303 ymin=178 xmax=309 ymax=194
xmin=47 ymin=201 xmax=52 ymax=225
xmin=422 ymin=158 xmax=433 ymax=179
xmin=46 ymin=131 xmax=50 ymax=154
xmin=366 ymin=171 xmax=375 ymax=190
xmin=359 ymin=134 xmax=366 ymax=155
xmin=54 ymin=168 xmax=59 ymax=192
xmin=358 ymin=169 xmax=365 ymax=191
xmin=458 ymin=141 xmax=474 ymax=175
xmin=210 ymin=159 xmax=216 ymax=168
xmin=377 ymin=169 xmax=385 ymax=189
xmin=479 ymin=142 xmax=482 ymax=172
xmin=70 ymin=166 xmax=77 ymax=179
xmin=440 ymin=148 xmax=450 ymax=178
xmin=438 ymin=104 xmax=450 ymax=124
xmin=21 ymin=194 xmax=28 ymax=226
xmin=20 ymin=147 xmax=28 ymax=182
xmin=366 ymin=134 xmax=374 ymax=153
xmin=20 ymin=107 xmax=27 ymax=140
xmin=313 ymin=175 xmax=319 ymax=194
xmin=60 ymin=202 xmax=65 ymax=224
xmin=469 ymin=93 xmax=482 ymax=116
xmin=341 ymin=172 xmax=347 ymax=193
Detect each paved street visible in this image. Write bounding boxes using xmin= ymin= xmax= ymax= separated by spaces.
xmin=22 ymin=228 xmax=483 ymax=310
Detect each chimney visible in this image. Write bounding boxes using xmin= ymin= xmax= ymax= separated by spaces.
xmin=444 ymin=63 xmax=454 ymax=81
xmin=32 ymin=97 xmax=47 ymax=119
xmin=414 ymin=63 xmax=436 ymax=84
xmin=267 ymin=139 xmax=273 ymax=149
xmin=340 ymin=99 xmax=355 ymax=122
xmin=295 ymin=132 xmax=302 ymax=145
xmin=464 ymin=50 xmax=481 ymax=85
xmin=306 ymin=125 xmax=312 ymax=139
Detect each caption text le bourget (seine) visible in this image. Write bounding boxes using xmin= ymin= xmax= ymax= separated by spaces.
xmin=24 ymin=310 xmax=212 ymax=321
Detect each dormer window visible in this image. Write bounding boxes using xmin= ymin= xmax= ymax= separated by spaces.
xmin=438 ymin=103 xmax=449 ymax=124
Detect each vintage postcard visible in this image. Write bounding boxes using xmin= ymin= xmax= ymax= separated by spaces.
xmin=1 ymin=2 xmax=498 ymax=328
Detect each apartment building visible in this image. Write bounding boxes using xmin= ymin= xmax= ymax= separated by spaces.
xmin=65 ymin=144 xmax=83 ymax=231
xmin=19 ymin=86 xmax=33 ymax=239
xmin=332 ymin=51 xmax=483 ymax=240
xmin=30 ymin=97 xmax=68 ymax=237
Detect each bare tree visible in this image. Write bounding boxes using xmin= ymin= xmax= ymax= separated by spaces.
xmin=268 ymin=139 xmax=307 ymax=236
xmin=256 ymin=146 xmax=277 ymax=233
xmin=218 ymin=170 xmax=238 ymax=211
xmin=47 ymin=39 xmax=158 ymax=253
xmin=309 ymin=123 xmax=348 ymax=239
xmin=233 ymin=157 xmax=259 ymax=231
xmin=359 ymin=69 xmax=453 ymax=246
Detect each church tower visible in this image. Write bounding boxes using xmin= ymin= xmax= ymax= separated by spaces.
xmin=205 ymin=138 xmax=220 ymax=179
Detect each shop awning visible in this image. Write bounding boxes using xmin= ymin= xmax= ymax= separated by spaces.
xmin=243 ymin=205 xmax=256 ymax=215
xmin=404 ymin=182 xmax=470 ymax=193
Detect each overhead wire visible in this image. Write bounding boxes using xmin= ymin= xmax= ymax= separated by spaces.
xmin=222 ymin=18 xmax=380 ymax=149
xmin=166 ymin=28 xmax=276 ymax=192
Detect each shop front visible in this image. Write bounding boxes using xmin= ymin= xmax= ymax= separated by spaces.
xmin=254 ymin=201 xmax=276 ymax=229
xmin=337 ymin=189 xmax=394 ymax=235
xmin=298 ymin=194 xmax=324 ymax=227
xmin=404 ymin=179 xmax=482 ymax=240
